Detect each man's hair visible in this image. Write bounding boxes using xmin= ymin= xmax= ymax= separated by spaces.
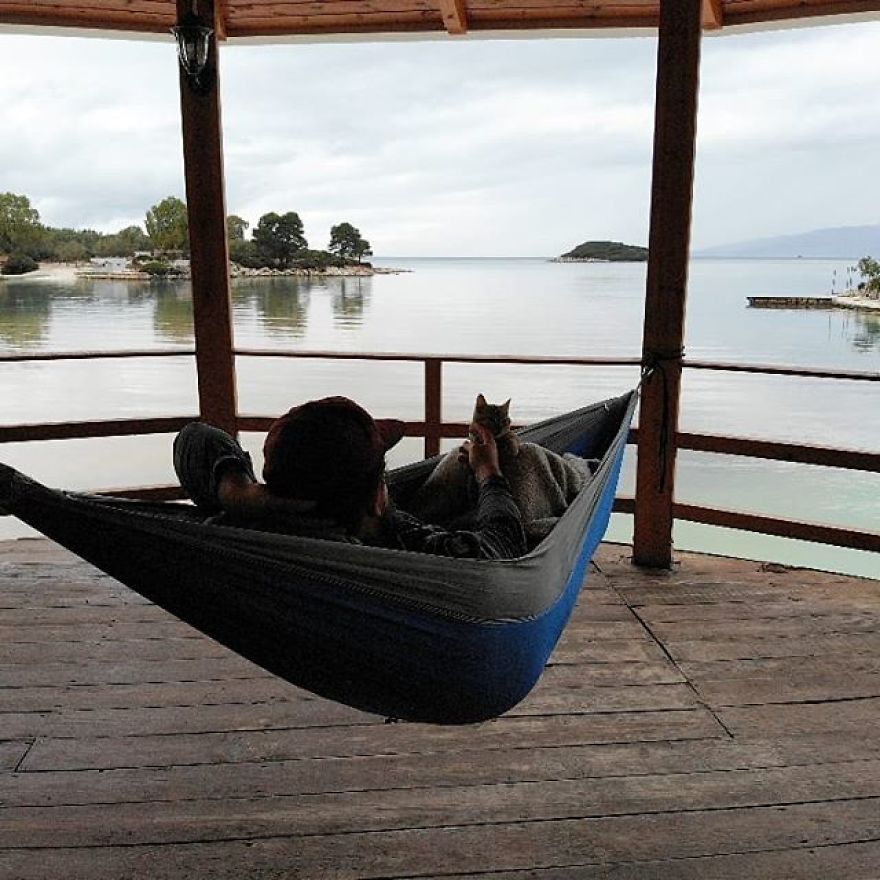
xmin=263 ymin=397 xmax=404 ymax=531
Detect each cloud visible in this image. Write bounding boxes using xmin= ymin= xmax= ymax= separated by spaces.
xmin=1 ymin=21 xmax=878 ymax=254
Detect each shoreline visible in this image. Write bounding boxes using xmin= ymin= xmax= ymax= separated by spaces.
xmin=1 ymin=262 xmax=409 ymax=284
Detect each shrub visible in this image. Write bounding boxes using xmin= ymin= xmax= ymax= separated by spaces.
xmin=1 ymin=253 xmax=38 ymax=275
xmin=140 ymin=260 xmax=178 ymax=278
xmin=229 ymin=239 xmax=264 ymax=269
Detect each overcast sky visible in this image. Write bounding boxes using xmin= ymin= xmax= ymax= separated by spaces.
xmin=1 ymin=18 xmax=878 ymax=256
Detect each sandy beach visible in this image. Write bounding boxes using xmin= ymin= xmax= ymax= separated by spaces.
xmin=832 ymin=293 xmax=880 ymax=312
xmin=0 ymin=262 xmax=82 ymax=283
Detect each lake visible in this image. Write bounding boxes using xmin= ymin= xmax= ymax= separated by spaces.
xmin=0 ymin=257 xmax=877 ymax=578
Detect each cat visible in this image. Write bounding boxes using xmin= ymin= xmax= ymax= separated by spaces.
xmin=408 ymin=394 xmax=592 ymax=543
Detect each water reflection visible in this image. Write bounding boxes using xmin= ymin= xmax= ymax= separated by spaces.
xmin=0 ymin=284 xmax=51 ymax=347
xmin=233 ymin=277 xmax=310 ymax=339
xmin=329 ymin=276 xmax=372 ymax=327
xmin=847 ymin=310 xmax=880 ymax=352
xmin=152 ymin=283 xmax=195 ymax=344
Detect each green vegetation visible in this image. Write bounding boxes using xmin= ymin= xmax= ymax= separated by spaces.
xmin=855 ymin=256 xmax=880 ymax=297
xmin=328 ymin=223 xmax=372 ymax=263
xmin=0 ymin=191 xmax=374 ymax=274
xmin=1 ymin=253 xmax=38 ymax=275
xmin=145 ymin=196 xmax=189 ymax=254
xmin=0 ymin=193 xmax=44 ymax=259
xmin=559 ymin=240 xmax=648 ymax=262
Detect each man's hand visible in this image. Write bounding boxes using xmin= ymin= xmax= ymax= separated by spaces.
xmin=463 ymin=423 xmax=503 ymax=484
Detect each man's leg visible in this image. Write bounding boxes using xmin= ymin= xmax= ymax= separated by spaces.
xmin=173 ymin=422 xmax=257 ymax=514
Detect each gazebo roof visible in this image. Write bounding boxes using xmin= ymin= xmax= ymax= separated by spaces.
xmin=0 ymin=0 xmax=877 ymax=40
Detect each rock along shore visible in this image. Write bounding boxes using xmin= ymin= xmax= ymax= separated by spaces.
xmin=1 ymin=263 xmax=408 ymax=283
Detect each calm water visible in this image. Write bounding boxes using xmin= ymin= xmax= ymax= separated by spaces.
xmin=1 ymin=257 xmax=878 ymax=577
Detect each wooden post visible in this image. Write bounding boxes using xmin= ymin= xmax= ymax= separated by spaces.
xmin=177 ymin=0 xmax=238 ymax=435
xmin=424 ymin=359 xmax=442 ymax=458
xmin=633 ymin=0 xmax=703 ymax=568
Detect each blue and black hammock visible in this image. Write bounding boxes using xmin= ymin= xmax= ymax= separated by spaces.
xmin=0 ymin=390 xmax=637 ymax=725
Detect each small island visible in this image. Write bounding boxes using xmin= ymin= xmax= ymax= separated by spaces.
xmin=552 ymin=240 xmax=649 ymax=263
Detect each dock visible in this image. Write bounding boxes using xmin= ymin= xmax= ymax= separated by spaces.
xmin=2 ymin=538 xmax=879 ymax=878
xmin=747 ymin=296 xmax=835 ymax=309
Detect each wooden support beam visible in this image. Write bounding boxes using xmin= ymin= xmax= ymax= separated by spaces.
xmin=633 ymin=0 xmax=703 ymax=569
xmin=701 ymin=0 xmax=723 ymax=30
xmin=438 ymin=0 xmax=468 ymax=34
xmin=177 ymin=0 xmax=238 ymax=436
xmin=424 ymin=359 xmax=443 ymax=458
xmin=215 ymin=0 xmax=228 ymax=40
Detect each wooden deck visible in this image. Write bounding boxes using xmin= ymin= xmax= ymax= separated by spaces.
xmin=1 ymin=539 xmax=879 ymax=879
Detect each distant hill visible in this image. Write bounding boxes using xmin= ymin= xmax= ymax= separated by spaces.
xmin=557 ymin=240 xmax=648 ymax=262
xmin=696 ymin=224 xmax=880 ymax=259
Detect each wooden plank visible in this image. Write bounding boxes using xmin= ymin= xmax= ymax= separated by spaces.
xmin=178 ymin=0 xmax=238 ymax=435
xmin=420 ymin=840 xmax=880 ymax=880
xmin=0 ymin=416 xmax=195 ymax=443
xmin=11 ymin=731 xmax=880 ymax=808
xmin=0 ymin=619 xmax=201 ymax=643
xmin=550 ymin=635 xmax=669 ymax=664
xmin=19 ymin=708 xmax=724 ymax=771
xmin=637 ymin=600 xmax=880 ymax=624
xmin=0 ymin=680 xmax=714 ymax=738
xmin=424 ymin=357 xmax=442 ymax=457
xmin=674 ymin=502 xmax=880 ymax=553
xmin=543 ymin=661 xmax=686 ymax=686
xmin=720 ymin=697 xmax=880 ymax=738
xmin=512 ymin=682 xmax=699 ymax=715
xmin=0 ymin=656 xmax=269 ymax=688
xmin=667 ymin=631 xmax=880 ymax=662
xmin=675 ymin=431 xmax=880 ymax=473
xmin=701 ymin=0 xmax=723 ymax=28
xmin=438 ymin=0 xmax=468 ymax=32
xmin=0 ymin=636 xmax=226 ymax=665
xmin=0 ymin=676 xmax=306 ymax=713
xmin=649 ymin=611 xmax=880 ymax=642
xmin=6 ymin=760 xmax=880 ymax=849
xmin=0 ymin=740 xmax=30 ymax=771
xmin=633 ymin=0 xmax=702 ymax=568
xmin=680 ymin=654 xmax=880 ymax=684
xmin=694 ymin=672 xmax=880 ymax=708
xmin=2 ymin=799 xmax=879 ymax=879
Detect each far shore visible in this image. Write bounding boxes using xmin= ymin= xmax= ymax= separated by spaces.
xmin=0 ymin=262 xmax=408 ymax=284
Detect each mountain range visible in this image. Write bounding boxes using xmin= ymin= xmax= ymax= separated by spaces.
xmin=695 ymin=224 xmax=880 ymax=259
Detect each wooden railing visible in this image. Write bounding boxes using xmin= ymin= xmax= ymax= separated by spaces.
xmin=1 ymin=348 xmax=878 ymax=552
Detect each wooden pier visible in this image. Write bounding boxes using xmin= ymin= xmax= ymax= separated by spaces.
xmin=747 ymin=296 xmax=835 ymax=309
xmin=2 ymin=538 xmax=879 ymax=878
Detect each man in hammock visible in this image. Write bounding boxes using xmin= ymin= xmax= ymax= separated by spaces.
xmin=173 ymin=396 xmax=526 ymax=559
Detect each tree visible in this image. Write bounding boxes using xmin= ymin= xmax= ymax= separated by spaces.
xmin=856 ymin=256 xmax=880 ymax=298
xmin=252 ymin=212 xmax=307 ymax=268
xmin=145 ymin=197 xmax=189 ymax=253
xmin=95 ymin=225 xmax=152 ymax=257
xmin=227 ymin=215 xmax=249 ymax=243
xmin=328 ymin=222 xmax=372 ymax=263
xmin=0 ymin=193 xmax=44 ymax=257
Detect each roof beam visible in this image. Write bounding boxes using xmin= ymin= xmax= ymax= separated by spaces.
xmin=702 ymin=0 xmax=723 ymax=30
xmin=438 ymin=0 xmax=467 ymax=34
xmin=215 ymin=0 xmax=228 ymax=40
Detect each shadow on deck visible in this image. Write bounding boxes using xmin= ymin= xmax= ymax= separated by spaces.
xmin=1 ymin=539 xmax=879 ymax=879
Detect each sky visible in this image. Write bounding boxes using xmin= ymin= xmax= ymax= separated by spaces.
xmin=1 ymin=18 xmax=879 ymax=256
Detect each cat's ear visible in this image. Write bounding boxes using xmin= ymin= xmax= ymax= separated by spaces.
xmin=501 ymin=399 xmax=511 ymax=416
xmin=476 ymin=393 xmax=487 ymax=407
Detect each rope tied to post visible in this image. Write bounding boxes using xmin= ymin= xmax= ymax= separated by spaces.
xmin=639 ymin=347 xmax=685 ymax=493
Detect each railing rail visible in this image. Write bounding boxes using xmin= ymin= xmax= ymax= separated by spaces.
xmin=1 ymin=347 xmax=877 ymax=552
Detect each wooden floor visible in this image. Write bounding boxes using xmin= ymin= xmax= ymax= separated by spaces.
xmin=1 ymin=539 xmax=879 ymax=879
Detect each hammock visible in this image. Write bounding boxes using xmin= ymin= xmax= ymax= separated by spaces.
xmin=0 ymin=390 xmax=637 ymax=725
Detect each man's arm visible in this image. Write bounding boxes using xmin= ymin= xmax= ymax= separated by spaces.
xmin=391 ymin=425 xmax=527 ymax=559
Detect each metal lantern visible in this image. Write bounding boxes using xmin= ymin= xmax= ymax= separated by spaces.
xmin=171 ymin=10 xmax=214 ymax=91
